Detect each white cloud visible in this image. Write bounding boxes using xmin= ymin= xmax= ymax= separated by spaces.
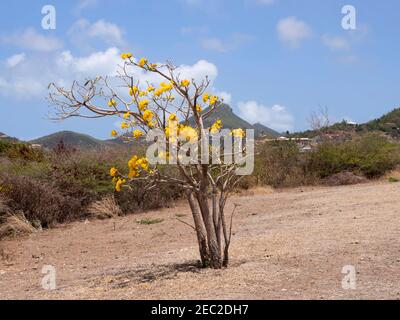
xmin=0 ymin=47 xmax=220 ymax=102
xmin=201 ymin=33 xmax=255 ymax=52
xmin=56 ymin=47 xmax=121 ymax=77
xmin=6 ymin=53 xmax=26 ymax=68
xmin=1 ymin=28 xmax=63 ymax=52
xmin=216 ymin=91 xmax=232 ymax=104
xmin=277 ymin=17 xmax=312 ymax=48
xmin=68 ymin=19 xmax=125 ymax=48
xmin=322 ymin=34 xmax=350 ymax=51
xmin=75 ymin=0 xmax=98 ymax=14
xmin=237 ymin=101 xmax=294 ymax=132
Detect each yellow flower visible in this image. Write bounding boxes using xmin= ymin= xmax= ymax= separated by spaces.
xmin=179 ymin=125 xmax=198 ymax=142
xmin=123 ymin=112 xmax=131 ymax=119
xmin=210 ymin=119 xmax=223 ymax=133
xmin=121 ymin=122 xmax=129 ymax=129
xmin=180 ymin=79 xmax=190 ymax=87
xmin=169 ymin=113 xmax=177 ymax=122
xmin=109 ymin=167 xmax=118 ymax=177
xmin=108 ymin=99 xmax=117 ymax=107
xmin=111 ymin=130 xmax=118 ymax=137
xmin=139 ymin=91 xmax=147 ymax=97
xmin=154 ymin=88 xmax=163 ymax=97
xmin=128 ymin=156 xmax=149 ymax=178
xmin=147 ymin=85 xmax=155 ymax=92
xmin=148 ymin=63 xmax=157 ymax=70
xmin=138 ymin=100 xmax=150 ymax=111
xmin=115 ymin=178 xmax=126 ymax=192
xmin=148 ymin=121 xmax=156 ymax=128
xmin=121 ymin=52 xmax=132 ymax=59
xmin=133 ymin=129 xmax=144 ymax=139
xmin=142 ymin=109 xmax=154 ymax=122
xmin=139 ymin=58 xmax=147 ymax=67
xmin=129 ymin=86 xmax=138 ymax=96
xmin=160 ymin=82 xmax=173 ymax=91
xmin=231 ymin=128 xmax=245 ymax=138
xmin=196 ymin=105 xmax=202 ymax=113
xmin=202 ymin=93 xmax=210 ymax=103
xmin=209 ymin=95 xmax=218 ymax=106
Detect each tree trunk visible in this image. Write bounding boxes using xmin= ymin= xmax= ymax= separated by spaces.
xmin=186 ymin=191 xmax=209 ymax=267
xmin=197 ymin=193 xmax=222 ymax=269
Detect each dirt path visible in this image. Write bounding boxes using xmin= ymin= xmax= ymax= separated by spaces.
xmin=1 ymin=182 xmax=400 ymax=300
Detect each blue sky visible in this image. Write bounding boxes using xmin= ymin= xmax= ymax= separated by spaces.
xmin=0 ymin=0 xmax=399 ymax=140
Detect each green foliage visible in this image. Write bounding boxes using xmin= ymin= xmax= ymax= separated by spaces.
xmin=307 ymin=134 xmax=400 ymax=178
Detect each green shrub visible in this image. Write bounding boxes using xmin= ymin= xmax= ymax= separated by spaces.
xmin=307 ymin=134 xmax=400 ymax=178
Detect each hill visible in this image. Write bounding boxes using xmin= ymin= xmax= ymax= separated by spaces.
xmin=0 ymin=131 xmax=19 ymax=142
xmin=30 ymin=131 xmax=105 ymax=149
xmin=252 ymin=123 xmax=281 ymax=138
xmin=361 ymin=108 xmax=400 ymax=137
xmin=189 ymin=104 xmax=280 ymax=138
xmin=291 ymin=108 xmax=400 ymax=139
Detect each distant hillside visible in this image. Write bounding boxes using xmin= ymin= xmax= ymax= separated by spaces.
xmin=0 ymin=132 xmax=19 ymax=143
xmin=30 ymin=131 xmax=105 ymax=149
xmin=189 ymin=104 xmax=280 ymax=138
xmin=361 ymin=108 xmax=400 ymax=137
xmin=253 ymin=123 xmax=281 ymax=138
xmin=291 ymin=108 xmax=400 ymax=139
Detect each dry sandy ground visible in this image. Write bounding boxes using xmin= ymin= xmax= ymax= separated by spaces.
xmin=1 ymin=182 xmax=400 ymax=300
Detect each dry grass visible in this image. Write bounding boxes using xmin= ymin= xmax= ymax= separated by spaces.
xmin=0 ymin=213 xmax=36 ymax=239
xmin=87 ymin=195 xmax=123 ymax=220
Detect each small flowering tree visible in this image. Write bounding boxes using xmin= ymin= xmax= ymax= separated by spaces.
xmin=48 ymin=53 xmax=253 ymax=269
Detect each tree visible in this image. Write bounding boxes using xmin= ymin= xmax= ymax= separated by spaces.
xmin=308 ymin=106 xmax=331 ymax=132
xmin=48 ymin=53 xmax=253 ymax=269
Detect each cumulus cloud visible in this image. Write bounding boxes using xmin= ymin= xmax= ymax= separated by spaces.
xmin=322 ymin=34 xmax=350 ymax=51
xmin=237 ymin=101 xmax=294 ymax=132
xmin=5 ymin=53 xmax=26 ymax=68
xmin=1 ymin=28 xmax=63 ymax=52
xmin=74 ymin=0 xmax=99 ymax=14
xmin=277 ymin=17 xmax=312 ymax=48
xmin=0 ymin=47 xmax=220 ymax=101
xmin=68 ymin=19 xmax=125 ymax=49
xmin=201 ymin=33 xmax=255 ymax=52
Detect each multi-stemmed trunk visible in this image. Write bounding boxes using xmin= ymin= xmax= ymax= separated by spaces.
xmin=186 ymin=190 xmax=231 ymax=269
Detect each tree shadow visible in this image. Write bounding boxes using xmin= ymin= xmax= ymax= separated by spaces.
xmin=111 ymin=260 xmax=203 ymax=287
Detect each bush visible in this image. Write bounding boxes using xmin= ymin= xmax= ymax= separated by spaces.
xmin=307 ymin=134 xmax=400 ymax=178
xmin=0 ymin=174 xmax=86 ymax=227
xmin=254 ymin=141 xmax=314 ymax=188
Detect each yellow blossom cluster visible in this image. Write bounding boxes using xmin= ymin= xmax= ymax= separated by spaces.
xmin=202 ymin=93 xmax=219 ymax=106
xmin=231 ymin=128 xmax=245 ymax=138
xmin=139 ymin=58 xmax=147 ymax=67
xmin=133 ymin=129 xmax=144 ymax=139
xmin=210 ymin=119 xmax=223 ymax=133
xmin=111 ymin=130 xmax=118 ymax=137
xmin=108 ymin=99 xmax=117 ymax=107
xmin=138 ymin=100 xmax=150 ymax=111
xmin=180 ymin=79 xmax=190 ymax=87
xmin=109 ymin=167 xmax=118 ymax=177
xmin=179 ymin=125 xmax=198 ymax=142
xmin=115 ymin=178 xmax=126 ymax=192
xmin=121 ymin=52 xmax=132 ymax=59
xmin=128 ymin=156 xmax=149 ymax=178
